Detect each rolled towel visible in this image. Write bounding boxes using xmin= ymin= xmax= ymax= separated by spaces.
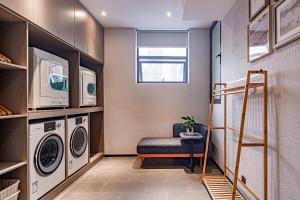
xmin=0 ymin=105 xmax=12 ymax=115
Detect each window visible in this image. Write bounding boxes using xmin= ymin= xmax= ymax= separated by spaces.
xmin=137 ymin=31 xmax=189 ymax=83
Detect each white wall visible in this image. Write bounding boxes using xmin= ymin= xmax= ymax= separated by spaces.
xmin=104 ymin=28 xmax=210 ymax=154
xmin=213 ymin=0 xmax=300 ymax=199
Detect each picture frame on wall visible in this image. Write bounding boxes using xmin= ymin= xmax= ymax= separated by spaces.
xmin=248 ymin=6 xmax=272 ymax=62
xmin=274 ymin=0 xmax=300 ymax=48
xmin=249 ymin=0 xmax=269 ymax=20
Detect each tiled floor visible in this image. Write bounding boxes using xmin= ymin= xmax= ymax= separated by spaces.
xmin=55 ymin=157 xmax=220 ymax=200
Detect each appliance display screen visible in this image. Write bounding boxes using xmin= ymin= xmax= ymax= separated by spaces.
xmin=44 ymin=122 xmax=56 ymax=132
xmin=76 ymin=117 xmax=82 ymax=125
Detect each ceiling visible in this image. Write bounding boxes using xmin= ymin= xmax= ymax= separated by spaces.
xmin=79 ymin=0 xmax=236 ymax=29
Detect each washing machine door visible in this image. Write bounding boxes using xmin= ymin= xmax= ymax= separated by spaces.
xmin=35 ymin=134 xmax=64 ymax=176
xmin=70 ymin=126 xmax=88 ymax=158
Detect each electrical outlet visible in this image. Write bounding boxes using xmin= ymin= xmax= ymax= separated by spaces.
xmin=241 ymin=175 xmax=246 ymax=184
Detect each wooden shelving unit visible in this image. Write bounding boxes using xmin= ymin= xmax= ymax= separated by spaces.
xmin=0 ymin=162 xmax=27 ymax=176
xmin=0 ymin=61 xmax=27 ymax=70
xmin=0 ymin=114 xmax=27 ymax=120
xmin=28 ymin=107 xmax=103 ymax=120
xmin=0 ymin=4 xmax=105 ymax=200
xmin=202 ymin=70 xmax=268 ymax=200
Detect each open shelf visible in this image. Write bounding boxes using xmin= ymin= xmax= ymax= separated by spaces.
xmin=0 ymin=162 xmax=27 ymax=176
xmin=0 ymin=70 xmax=27 ymax=115
xmin=0 ymin=7 xmax=27 ymax=68
xmin=89 ymin=111 xmax=104 ymax=159
xmin=0 ymin=114 xmax=27 ymax=120
xmin=0 ymin=164 xmax=27 ymax=200
xmin=0 ymin=117 xmax=27 ymax=162
xmin=28 ymin=106 xmax=103 ymax=120
xmin=0 ymin=61 xmax=27 ymax=70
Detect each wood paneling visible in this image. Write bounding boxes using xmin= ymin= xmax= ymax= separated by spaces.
xmin=0 ymin=0 xmax=34 ymax=21
xmin=58 ymin=0 xmax=75 ymax=45
xmin=75 ymin=1 xmax=88 ymax=53
xmin=33 ymin=0 xmax=59 ymax=35
xmin=87 ymin=15 xmax=104 ymax=62
xmin=96 ymin=24 xmax=104 ymax=62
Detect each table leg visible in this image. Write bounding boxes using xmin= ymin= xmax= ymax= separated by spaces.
xmin=190 ymin=139 xmax=194 ymax=172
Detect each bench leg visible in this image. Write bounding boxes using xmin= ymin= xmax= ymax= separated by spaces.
xmin=140 ymin=157 xmax=145 ymax=168
xmin=200 ymin=157 xmax=203 ymax=172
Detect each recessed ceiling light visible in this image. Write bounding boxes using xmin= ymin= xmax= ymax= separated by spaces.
xmin=166 ymin=12 xmax=172 ymax=17
xmin=101 ymin=11 xmax=107 ymax=16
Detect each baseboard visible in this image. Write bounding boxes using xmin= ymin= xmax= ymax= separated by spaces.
xmin=104 ymin=154 xmax=137 ymax=157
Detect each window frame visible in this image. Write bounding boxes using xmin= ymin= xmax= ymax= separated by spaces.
xmin=137 ymin=47 xmax=189 ymax=83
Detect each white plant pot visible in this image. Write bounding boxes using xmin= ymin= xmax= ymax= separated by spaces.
xmin=186 ymin=128 xmax=194 ymax=135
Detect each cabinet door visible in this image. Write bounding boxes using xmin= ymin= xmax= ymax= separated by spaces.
xmin=96 ymin=24 xmax=104 ymax=62
xmin=0 ymin=0 xmax=34 ymax=21
xmin=58 ymin=0 xmax=75 ymax=45
xmin=75 ymin=1 xmax=88 ymax=53
xmin=33 ymin=0 xmax=59 ymax=35
xmin=87 ymin=16 xmax=104 ymax=62
xmin=87 ymin=15 xmax=97 ymax=59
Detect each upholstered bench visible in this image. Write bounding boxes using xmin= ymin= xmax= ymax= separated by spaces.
xmin=137 ymin=123 xmax=208 ymax=168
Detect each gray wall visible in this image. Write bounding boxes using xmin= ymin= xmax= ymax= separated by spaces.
xmin=213 ymin=0 xmax=300 ymax=199
xmin=104 ymin=28 xmax=210 ymax=154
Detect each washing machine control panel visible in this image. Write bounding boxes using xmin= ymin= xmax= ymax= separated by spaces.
xmin=44 ymin=121 xmax=56 ymax=132
xmin=75 ymin=116 xmax=87 ymax=125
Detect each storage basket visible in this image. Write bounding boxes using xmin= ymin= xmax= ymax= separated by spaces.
xmin=0 ymin=180 xmax=20 ymax=200
xmin=4 ymin=191 xmax=19 ymax=200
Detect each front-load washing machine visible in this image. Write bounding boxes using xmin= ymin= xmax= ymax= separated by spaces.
xmin=29 ymin=119 xmax=65 ymax=200
xmin=67 ymin=115 xmax=89 ymax=177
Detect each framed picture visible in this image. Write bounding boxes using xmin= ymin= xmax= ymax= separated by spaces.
xmin=248 ymin=6 xmax=272 ymax=62
xmin=274 ymin=0 xmax=300 ymax=48
xmin=249 ymin=0 xmax=269 ymax=20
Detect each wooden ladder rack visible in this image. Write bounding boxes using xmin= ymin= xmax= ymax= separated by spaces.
xmin=202 ymin=70 xmax=268 ymax=200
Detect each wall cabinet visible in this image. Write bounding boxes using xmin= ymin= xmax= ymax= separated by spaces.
xmin=0 ymin=0 xmax=103 ymax=63
xmin=0 ymin=0 xmax=34 ymax=21
xmin=58 ymin=0 xmax=75 ymax=45
xmin=87 ymin=18 xmax=104 ymax=62
xmin=75 ymin=0 xmax=88 ymax=54
xmin=33 ymin=0 xmax=59 ymax=35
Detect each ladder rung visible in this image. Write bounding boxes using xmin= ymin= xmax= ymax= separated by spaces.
xmin=241 ymin=143 xmax=264 ymax=147
xmin=212 ymin=127 xmax=225 ymax=130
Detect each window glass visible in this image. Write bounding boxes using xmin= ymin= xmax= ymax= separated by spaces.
xmin=137 ymin=47 xmax=188 ymax=83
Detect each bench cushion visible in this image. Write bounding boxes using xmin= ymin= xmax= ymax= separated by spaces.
xmin=137 ymin=137 xmax=204 ymax=154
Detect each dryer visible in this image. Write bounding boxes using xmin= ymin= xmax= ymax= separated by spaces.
xmin=29 ymin=119 xmax=65 ymax=200
xmin=67 ymin=115 xmax=89 ymax=177
xmin=80 ymin=67 xmax=97 ymax=106
xmin=29 ymin=47 xmax=69 ymax=109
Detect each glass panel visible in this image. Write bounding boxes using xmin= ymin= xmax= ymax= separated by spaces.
xmin=39 ymin=139 xmax=59 ymax=168
xmin=71 ymin=127 xmax=87 ymax=157
xmin=87 ymin=83 xmax=96 ymax=96
xmin=139 ymin=48 xmax=187 ymax=57
xmin=73 ymin=130 xmax=85 ymax=152
xmin=140 ymin=63 xmax=185 ymax=82
xmin=49 ymin=74 xmax=68 ymax=92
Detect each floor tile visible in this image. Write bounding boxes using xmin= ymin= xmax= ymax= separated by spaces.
xmin=55 ymin=157 xmax=220 ymax=200
xmin=67 ymin=182 xmax=105 ymax=193
xmin=102 ymin=181 xmax=147 ymax=193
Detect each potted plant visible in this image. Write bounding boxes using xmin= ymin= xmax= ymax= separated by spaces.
xmin=181 ymin=116 xmax=196 ymax=135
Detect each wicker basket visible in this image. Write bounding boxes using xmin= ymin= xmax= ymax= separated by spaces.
xmin=3 ymin=191 xmax=19 ymax=200
xmin=0 ymin=180 xmax=20 ymax=200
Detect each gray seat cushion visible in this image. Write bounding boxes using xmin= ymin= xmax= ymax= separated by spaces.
xmin=137 ymin=137 xmax=204 ymax=154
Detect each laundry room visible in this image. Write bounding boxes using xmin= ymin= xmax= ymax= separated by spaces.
xmin=0 ymin=0 xmax=300 ymax=200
